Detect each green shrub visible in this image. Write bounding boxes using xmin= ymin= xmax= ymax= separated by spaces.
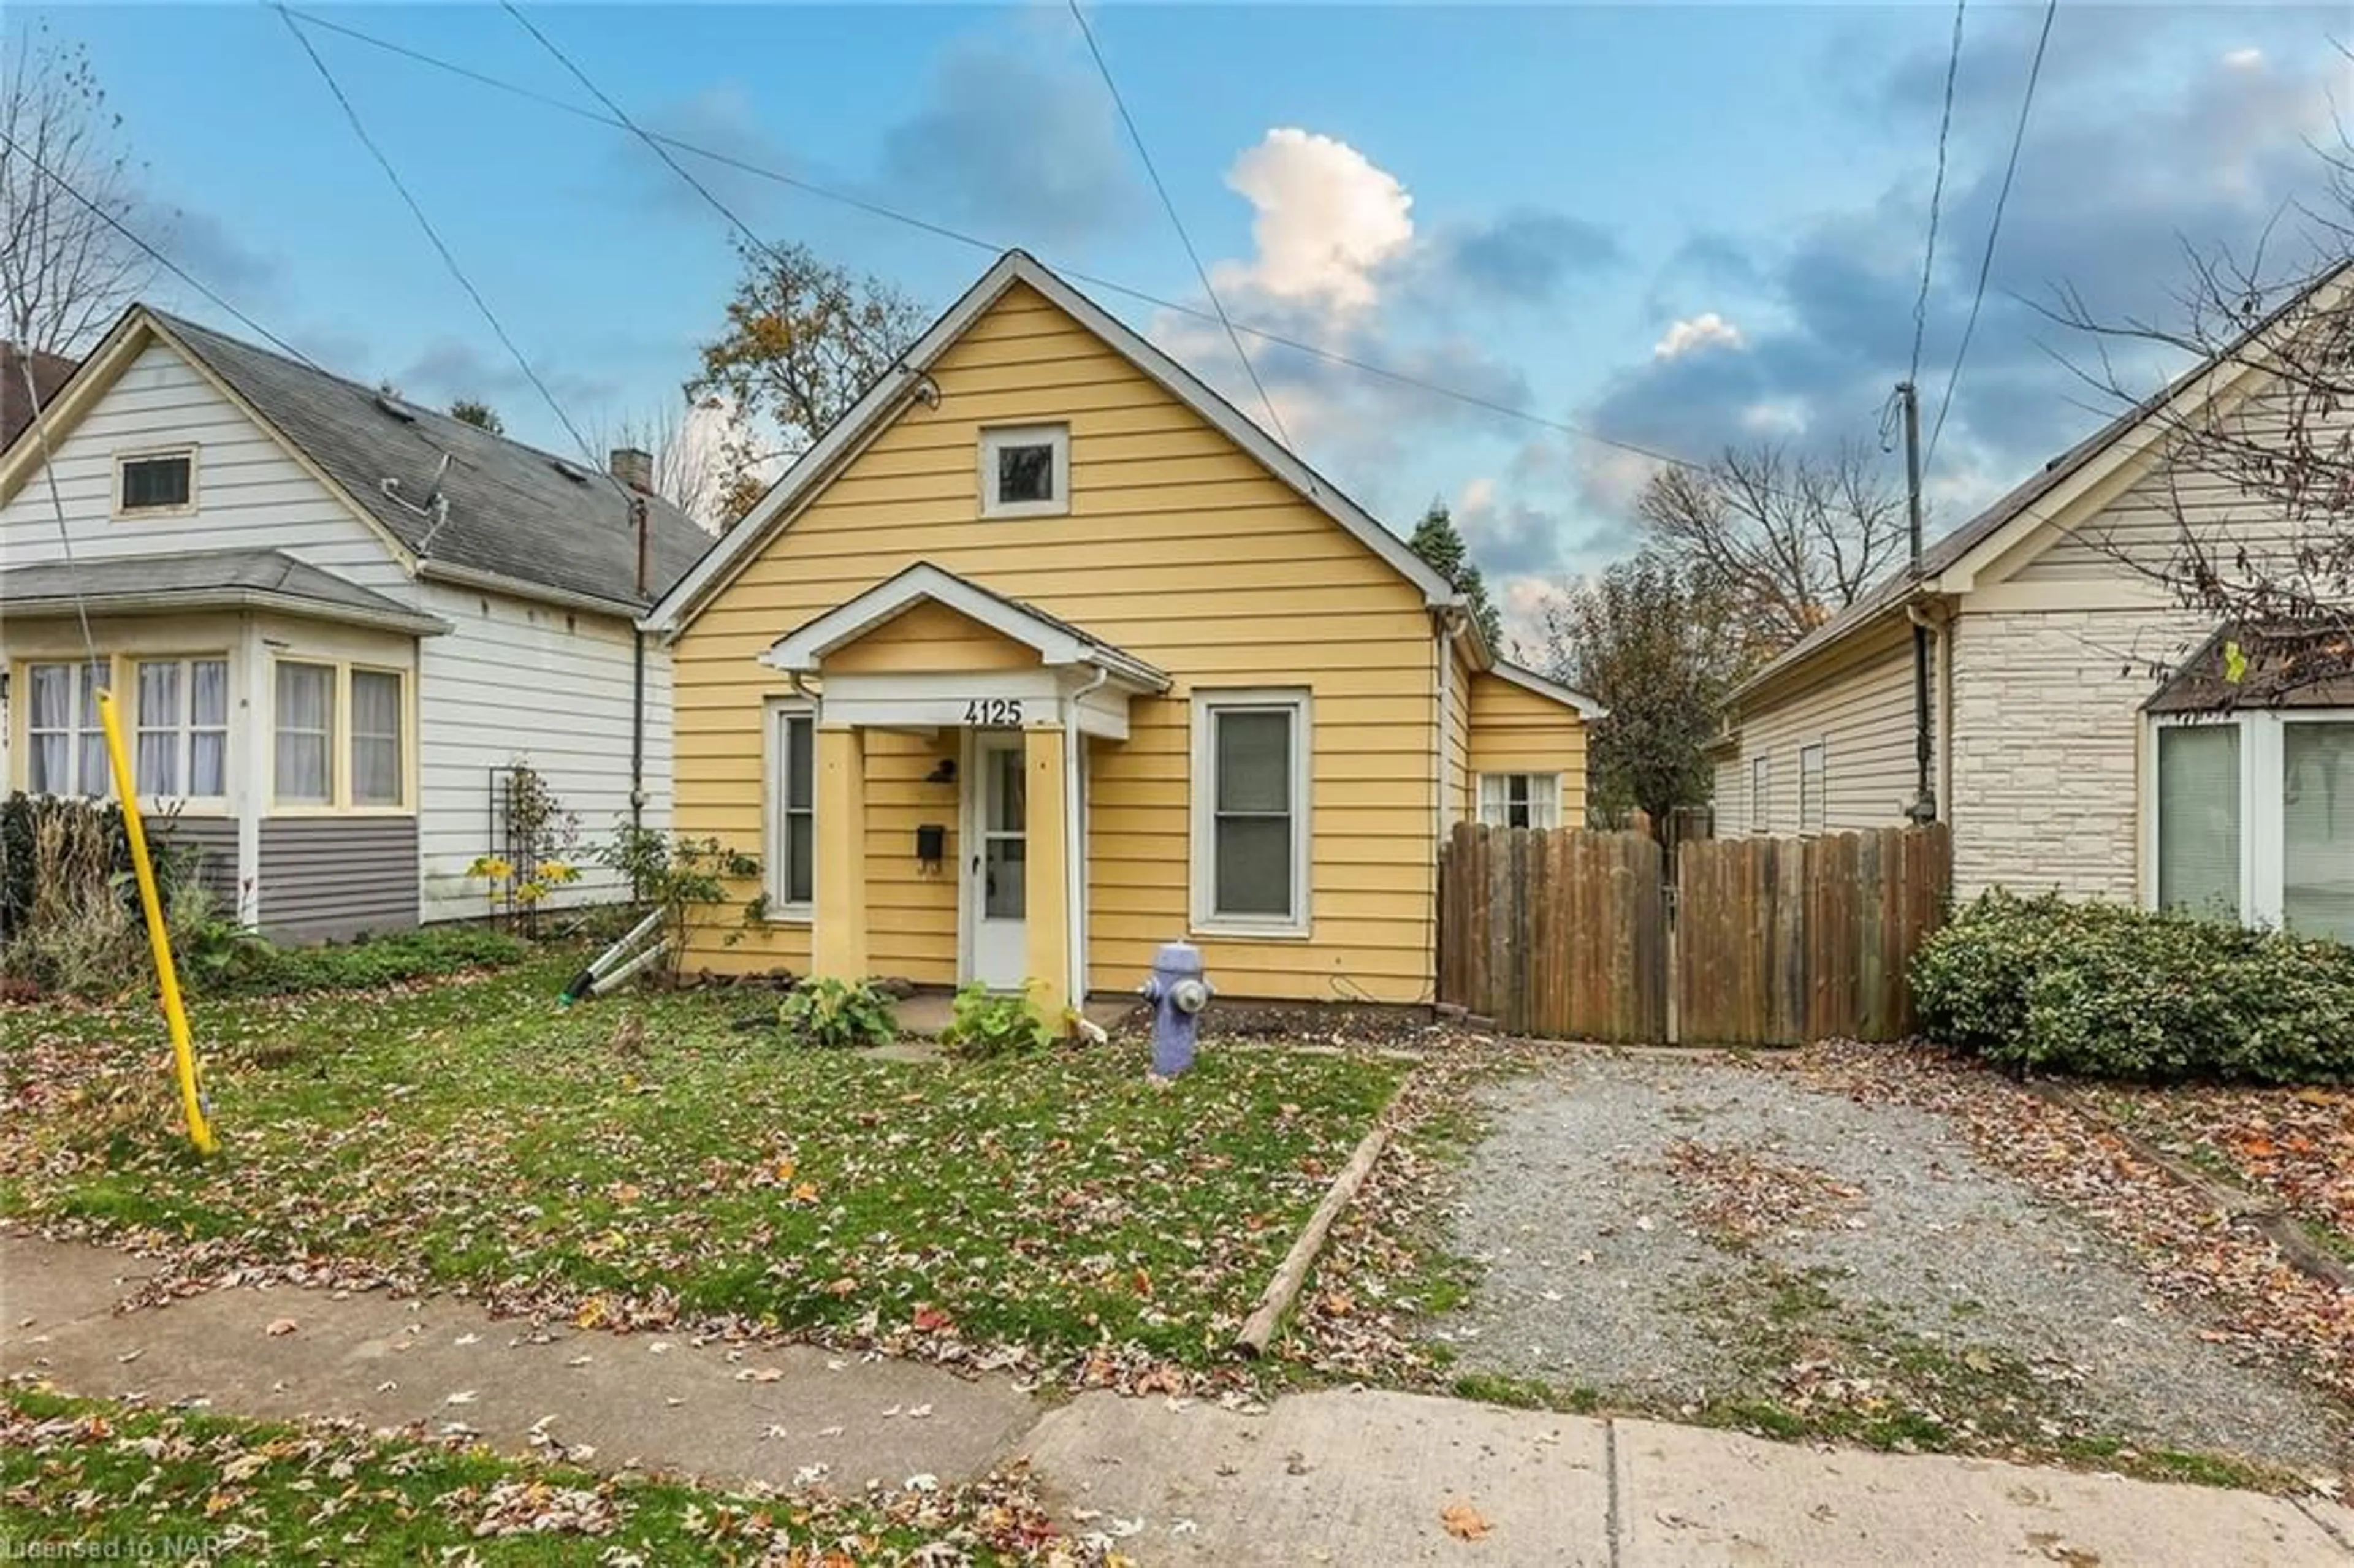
xmin=938 ymin=980 xmax=1054 ymax=1060
xmin=200 ymin=926 xmax=528 ymax=997
xmin=1911 ymin=889 xmax=2354 ymax=1084
xmin=778 ymin=977 xmax=897 ymax=1050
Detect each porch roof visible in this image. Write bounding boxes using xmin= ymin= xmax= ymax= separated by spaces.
xmin=761 ymin=561 xmax=1170 ymax=692
xmin=0 ymin=548 xmax=450 ymax=637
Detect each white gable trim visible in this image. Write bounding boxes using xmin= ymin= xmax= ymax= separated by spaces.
xmin=644 ymin=250 xmax=1463 ymax=636
xmin=0 ymin=308 xmax=422 ymax=578
xmin=1491 ymin=660 xmax=1608 ymax=720
xmin=759 ymin=561 xmax=1170 ymax=692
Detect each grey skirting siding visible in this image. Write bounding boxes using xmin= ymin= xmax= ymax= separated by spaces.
xmin=156 ymin=815 xmax=240 ymax=911
xmin=257 ymin=817 xmax=419 ymax=942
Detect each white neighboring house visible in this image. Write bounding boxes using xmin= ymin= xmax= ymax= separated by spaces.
xmin=0 ymin=306 xmax=710 ymax=940
xmin=1708 ymin=262 xmax=2354 ymax=942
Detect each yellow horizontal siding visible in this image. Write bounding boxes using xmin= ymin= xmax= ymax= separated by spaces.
xmin=672 ymin=280 xmax=1439 ymax=1000
xmin=1466 ymin=673 xmax=1590 ymax=826
xmin=824 ymin=600 xmax=1039 ymax=674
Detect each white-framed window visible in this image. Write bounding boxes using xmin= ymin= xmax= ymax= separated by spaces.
xmin=134 ymin=657 xmax=229 ymax=802
xmin=1749 ymin=755 xmax=1772 ymax=835
xmin=2150 ymin=711 xmax=2354 ymax=942
xmin=349 ymin=668 xmax=405 ymax=807
xmin=1798 ymin=742 xmax=1827 ymax=837
xmin=1190 ymin=688 xmax=1311 ymax=936
xmin=273 ymin=660 xmax=336 ymax=806
xmin=766 ymin=700 xmax=816 ymax=918
xmin=1478 ymin=772 xmax=1560 ymax=831
xmin=25 ymin=659 xmax=109 ymax=796
xmin=115 ymin=447 xmax=196 ymax=516
xmin=978 ymin=423 xmax=1070 ymax=519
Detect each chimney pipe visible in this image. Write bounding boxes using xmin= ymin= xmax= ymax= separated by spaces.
xmin=608 ymin=446 xmax=654 ymax=494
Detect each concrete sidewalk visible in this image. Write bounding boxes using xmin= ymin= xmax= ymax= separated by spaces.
xmin=4 ymin=1236 xmax=2347 ymax=1566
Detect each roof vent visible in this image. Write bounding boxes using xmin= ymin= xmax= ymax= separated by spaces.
xmin=550 ymin=458 xmax=590 ymax=484
xmin=373 ymin=393 xmax=417 ymax=424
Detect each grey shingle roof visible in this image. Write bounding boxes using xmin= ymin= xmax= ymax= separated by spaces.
xmin=150 ymin=311 xmax=712 ymax=613
xmin=0 ymin=547 xmax=448 ymax=633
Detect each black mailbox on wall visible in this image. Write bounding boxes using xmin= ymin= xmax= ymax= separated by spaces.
xmin=915 ymin=823 xmax=947 ymax=869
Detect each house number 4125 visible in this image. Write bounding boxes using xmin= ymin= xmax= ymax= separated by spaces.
xmin=964 ymin=698 xmax=1024 ymax=726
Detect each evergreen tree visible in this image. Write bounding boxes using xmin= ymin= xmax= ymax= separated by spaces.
xmin=1409 ymin=501 xmax=1504 ymax=650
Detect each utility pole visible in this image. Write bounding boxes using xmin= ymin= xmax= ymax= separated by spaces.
xmin=1897 ymin=381 xmax=1938 ymax=824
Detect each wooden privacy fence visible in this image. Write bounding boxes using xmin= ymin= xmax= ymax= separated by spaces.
xmin=1438 ymin=821 xmax=1951 ymax=1047
xmin=1675 ymin=824 xmax=1951 ymax=1046
xmin=1438 ymin=824 xmax=1667 ymax=1043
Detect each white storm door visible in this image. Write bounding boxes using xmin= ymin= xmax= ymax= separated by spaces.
xmin=969 ymin=731 xmax=1027 ymax=988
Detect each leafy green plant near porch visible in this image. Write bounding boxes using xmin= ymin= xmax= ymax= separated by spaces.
xmin=939 ymin=980 xmax=1054 ymax=1060
xmin=777 ymin=976 xmax=897 ymax=1049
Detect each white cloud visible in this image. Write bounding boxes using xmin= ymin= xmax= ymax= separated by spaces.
xmin=2222 ymin=46 xmax=2264 ymax=69
xmin=1653 ymin=312 xmax=1746 ymax=360
xmin=1212 ymin=127 xmax=1414 ymax=314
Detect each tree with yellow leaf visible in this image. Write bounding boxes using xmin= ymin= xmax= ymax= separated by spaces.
xmin=690 ymin=238 xmax=925 ymax=527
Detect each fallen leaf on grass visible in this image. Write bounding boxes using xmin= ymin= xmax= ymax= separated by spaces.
xmin=1441 ymin=1501 xmax=1491 ymax=1540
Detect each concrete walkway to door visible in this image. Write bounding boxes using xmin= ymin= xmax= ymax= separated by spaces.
xmin=6 ymin=1235 xmax=2348 ymax=1566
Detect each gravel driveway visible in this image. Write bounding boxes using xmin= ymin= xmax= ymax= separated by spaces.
xmin=1437 ymin=1051 xmax=2352 ymax=1477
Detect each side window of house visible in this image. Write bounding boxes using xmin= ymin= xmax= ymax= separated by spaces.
xmin=1192 ymin=691 xmax=1310 ymax=934
xmin=116 ymin=449 xmax=195 ymax=514
xmin=1798 ymin=743 xmax=1826 ymax=837
xmin=979 ymin=424 xmax=1070 ymax=519
xmin=771 ymin=706 xmax=815 ymax=912
xmin=1478 ymin=772 xmax=1560 ymax=831
xmin=25 ymin=659 xmax=109 ymax=796
xmin=1750 ymin=755 xmax=1772 ymax=835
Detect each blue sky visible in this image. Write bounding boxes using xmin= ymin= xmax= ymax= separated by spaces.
xmin=29 ymin=3 xmax=2353 ymax=632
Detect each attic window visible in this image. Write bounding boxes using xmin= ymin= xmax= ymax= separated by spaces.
xmin=373 ymin=393 xmax=417 ymax=424
xmin=978 ymin=424 xmax=1069 ymax=519
xmin=116 ymin=449 xmax=195 ymax=516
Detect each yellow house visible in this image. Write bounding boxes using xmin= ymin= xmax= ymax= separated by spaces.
xmin=643 ymin=251 xmax=1598 ymax=1019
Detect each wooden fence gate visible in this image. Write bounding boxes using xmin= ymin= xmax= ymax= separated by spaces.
xmin=1438 ymin=821 xmax=1951 ymax=1046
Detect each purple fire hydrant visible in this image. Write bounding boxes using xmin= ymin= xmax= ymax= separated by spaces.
xmin=1140 ymin=940 xmax=1213 ymax=1076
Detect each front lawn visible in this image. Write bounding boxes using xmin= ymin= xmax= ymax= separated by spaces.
xmin=0 ymin=955 xmax=1403 ymax=1379
xmin=0 ymin=1384 xmax=1102 ymax=1565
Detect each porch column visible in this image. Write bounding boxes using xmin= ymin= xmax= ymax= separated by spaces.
xmin=812 ymin=723 xmax=867 ymax=980
xmin=1023 ymin=722 xmax=1071 ymax=1029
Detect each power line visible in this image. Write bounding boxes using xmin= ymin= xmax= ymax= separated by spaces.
xmin=273 ymin=6 xmax=1736 ymax=484
xmin=274 ymin=4 xmax=608 ymax=480
xmin=1924 ymin=0 xmax=2059 ymax=475
xmin=497 ymin=1 xmax=773 ymax=265
xmin=1906 ymin=0 xmax=1968 ymax=387
xmin=1066 ymin=0 xmax=1290 ymax=446
xmin=0 ymin=129 xmax=329 ymax=372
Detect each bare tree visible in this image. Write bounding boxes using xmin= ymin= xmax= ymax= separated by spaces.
xmin=1635 ymin=440 xmax=1907 ymax=655
xmin=690 ymin=238 xmax=925 ymax=526
xmin=0 ymin=18 xmax=153 ymax=356
xmin=593 ymin=400 xmax=723 ymax=532
xmin=2041 ymin=127 xmax=2354 ymax=705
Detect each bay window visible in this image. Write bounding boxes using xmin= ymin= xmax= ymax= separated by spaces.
xmin=2151 ymin=713 xmax=2354 ymax=942
xmin=1192 ymin=688 xmax=1310 ymax=935
xmin=350 ymin=669 xmax=405 ymax=806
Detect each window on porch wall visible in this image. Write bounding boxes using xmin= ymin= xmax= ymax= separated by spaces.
xmin=134 ymin=658 xmax=229 ymax=799
xmin=769 ymin=707 xmax=815 ymax=912
xmin=26 ymin=660 xmax=109 ymax=796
